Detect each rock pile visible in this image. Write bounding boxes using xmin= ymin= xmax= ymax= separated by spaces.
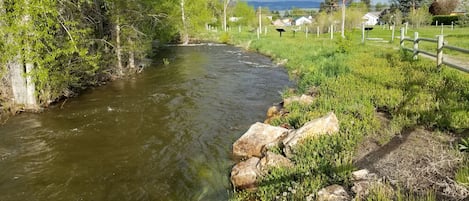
xmin=230 ymin=94 xmax=341 ymax=190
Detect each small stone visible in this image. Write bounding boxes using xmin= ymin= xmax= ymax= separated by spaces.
xmin=317 ymin=184 xmax=350 ymax=201
xmin=352 ymin=169 xmax=369 ymax=181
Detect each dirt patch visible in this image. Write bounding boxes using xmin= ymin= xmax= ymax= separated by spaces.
xmin=354 ymin=114 xmax=469 ymax=200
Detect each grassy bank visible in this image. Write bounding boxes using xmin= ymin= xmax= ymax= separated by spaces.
xmin=219 ymin=27 xmax=469 ymax=200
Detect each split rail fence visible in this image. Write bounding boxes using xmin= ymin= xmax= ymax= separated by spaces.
xmin=399 ymin=28 xmax=469 ymax=73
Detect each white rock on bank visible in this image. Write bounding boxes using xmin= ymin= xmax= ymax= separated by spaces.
xmin=317 ymin=184 xmax=350 ymax=201
xmin=233 ymin=122 xmax=288 ymax=159
xmin=283 ymin=112 xmax=339 ymax=157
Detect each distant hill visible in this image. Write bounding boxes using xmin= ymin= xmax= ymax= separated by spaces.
xmin=246 ymin=1 xmax=322 ymax=10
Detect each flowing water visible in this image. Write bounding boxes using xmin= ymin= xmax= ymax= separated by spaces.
xmin=0 ymin=45 xmax=291 ymax=201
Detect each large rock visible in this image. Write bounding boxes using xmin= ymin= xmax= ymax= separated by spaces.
xmin=317 ymin=184 xmax=350 ymax=201
xmin=230 ymin=157 xmax=261 ymax=190
xmin=283 ymin=112 xmax=339 ymax=157
xmin=257 ymin=151 xmax=293 ymax=173
xmin=283 ymin=94 xmax=314 ymax=106
xmin=233 ymin=122 xmax=288 ymax=159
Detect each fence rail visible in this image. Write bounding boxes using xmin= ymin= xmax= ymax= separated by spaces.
xmin=399 ymin=28 xmax=469 ymax=73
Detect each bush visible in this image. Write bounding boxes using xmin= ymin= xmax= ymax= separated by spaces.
xmin=219 ymin=32 xmax=231 ymax=44
xmin=458 ymin=14 xmax=469 ymax=27
xmin=432 ymin=15 xmax=459 ymax=25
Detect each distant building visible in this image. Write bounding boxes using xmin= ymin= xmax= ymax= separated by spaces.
xmin=272 ymin=19 xmax=285 ymax=26
xmin=229 ymin=17 xmax=241 ymax=22
xmin=282 ymin=18 xmax=293 ymax=26
xmin=362 ymin=12 xmax=381 ymax=26
xmin=294 ymin=16 xmax=312 ymax=26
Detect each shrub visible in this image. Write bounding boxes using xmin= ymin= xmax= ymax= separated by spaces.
xmin=432 ymin=15 xmax=459 ymax=25
xmin=219 ymin=32 xmax=231 ymax=44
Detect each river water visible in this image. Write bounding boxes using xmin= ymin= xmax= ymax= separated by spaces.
xmin=0 ymin=45 xmax=291 ymax=201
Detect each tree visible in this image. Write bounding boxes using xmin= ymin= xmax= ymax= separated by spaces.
xmin=291 ymin=7 xmax=307 ymax=18
xmin=375 ymin=2 xmax=388 ymax=11
xmin=361 ymin=0 xmax=372 ymax=10
xmin=232 ymin=1 xmax=256 ymax=27
xmin=429 ymin=0 xmax=459 ymax=15
xmin=408 ymin=5 xmax=432 ymax=27
xmin=392 ymin=0 xmax=427 ymax=15
xmin=320 ymin=0 xmax=339 ymax=13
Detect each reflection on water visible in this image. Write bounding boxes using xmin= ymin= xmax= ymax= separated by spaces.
xmin=0 ymin=45 xmax=291 ymax=200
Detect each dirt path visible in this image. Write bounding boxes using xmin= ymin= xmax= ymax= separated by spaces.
xmin=355 ymin=126 xmax=469 ymax=200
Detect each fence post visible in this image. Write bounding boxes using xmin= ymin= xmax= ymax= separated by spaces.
xmin=413 ymin=32 xmax=419 ymax=60
xmin=391 ymin=25 xmax=395 ymax=42
xmin=400 ymin=27 xmax=405 ymax=48
xmin=437 ymin=35 xmax=444 ymax=68
xmin=451 ymin=21 xmax=454 ymax=30
xmin=405 ymin=22 xmax=408 ymax=34
xmin=317 ymin=26 xmax=319 ymax=37
xmin=330 ymin=24 xmax=334 ymax=40
xmin=362 ymin=23 xmax=365 ymax=43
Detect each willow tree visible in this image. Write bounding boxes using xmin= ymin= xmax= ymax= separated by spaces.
xmin=161 ymin=0 xmax=213 ymax=44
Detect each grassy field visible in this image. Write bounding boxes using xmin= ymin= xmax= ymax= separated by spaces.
xmin=214 ymin=25 xmax=469 ymax=200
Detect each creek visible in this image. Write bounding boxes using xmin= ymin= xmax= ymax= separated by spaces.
xmin=0 ymin=45 xmax=291 ymax=200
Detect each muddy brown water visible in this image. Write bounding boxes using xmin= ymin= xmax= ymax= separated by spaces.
xmin=0 ymin=45 xmax=291 ymax=200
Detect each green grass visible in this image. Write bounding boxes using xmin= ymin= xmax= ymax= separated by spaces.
xmin=218 ymin=26 xmax=469 ymax=200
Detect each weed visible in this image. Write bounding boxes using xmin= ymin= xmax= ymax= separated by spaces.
xmin=459 ymin=137 xmax=469 ymax=152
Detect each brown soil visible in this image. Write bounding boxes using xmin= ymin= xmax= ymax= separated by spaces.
xmin=354 ymin=113 xmax=469 ymax=200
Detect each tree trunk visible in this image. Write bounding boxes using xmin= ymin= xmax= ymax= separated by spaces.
xmin=115 ymin=20 xmax=123 ymax=76
xmin=8 ymin=4 xmax=38 ymax=109
xmin=180 ymin=0 xmax=189 ymax=45
xmin=128 ymin=38 xmax=135 ymax=70
xmin=223 ymin=0 xmax=230 ymax=32
xmin=341 ymin=0 xmax=346 ymax=38
xmin=8 ymin=56 xmax=28 ymax=106
xmin=24 ymin=61 xmax=36 ymax=106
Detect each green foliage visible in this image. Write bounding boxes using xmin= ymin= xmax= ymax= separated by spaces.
xmin=335 ymin=33 xmax=353 ymax=53
xmin=231 ymin=1 xmax=256 ymax=28
xmin=219 ymin=32 xmax=231 ymax=44
xmin=458 ymin=14 xmax=469 ymax=27
xmin=432 ymin=15 xmax=459 ymax=25
xmin=408 ymin=6 xmax=433 ymax=28
xmin=459 ymin=137 xmax=469 ymax=152
xmin=455 ymin=164 xmax=469 ymax=186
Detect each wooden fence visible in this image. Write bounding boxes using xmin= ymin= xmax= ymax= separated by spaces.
xmin=399 ymin=28 xmax=469 ymax=73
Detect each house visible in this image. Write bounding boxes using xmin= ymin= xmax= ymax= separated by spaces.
xmin=294 ymin=16 xmax=312 ymax=26
xmin=282 ymin=18 xmax=293 ymax=26
xmin=229 ymin=17 xmax=241 ymax=22
xmin=362 ymin=12 xmax=381 ymax=26
xmin=272 ymin=19 xmax=285 ymax=26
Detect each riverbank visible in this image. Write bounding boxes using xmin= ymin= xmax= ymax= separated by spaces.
xmin=221 ymin=28 xmax=469 ymax=200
